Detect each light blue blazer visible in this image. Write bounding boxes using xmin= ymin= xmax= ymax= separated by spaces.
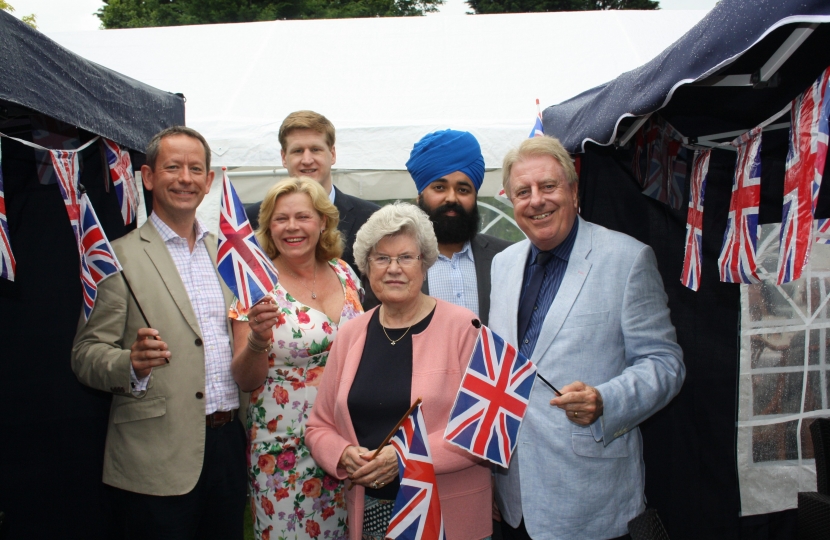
xmin=490 ymin=217 xmax=685 ymax=540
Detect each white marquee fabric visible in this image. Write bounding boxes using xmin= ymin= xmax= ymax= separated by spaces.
xmin=46 ymin=10 xmax=706 ymax=199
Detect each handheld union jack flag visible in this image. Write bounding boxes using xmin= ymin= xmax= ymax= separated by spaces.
xmin=102 ymin=139 xmax=138 ymax=226
xmin=0 ymin=144 xmax=15 ymax=281
xmin=217 ymin=169 xmax=279 ymax=312
xmin=79 ymin=193 xmax=122 ymax=319
xmin=387 ymin=403 xmax=446 ymax=540
xmin=528 ymin=98 xmax=544 ymax=138
xmin=777 ymin=67 xmax=830 ymax=284
xmin=680 ymin=149 xmax=710 ymax=291
xmin=444 ymin=325 xmax=536 ymax=468
xmin=718 ymin=127 xmax=763 ymax=284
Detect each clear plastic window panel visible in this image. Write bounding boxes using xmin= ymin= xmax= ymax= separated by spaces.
xmin=738 ymin=223 xmax=828 ymax=515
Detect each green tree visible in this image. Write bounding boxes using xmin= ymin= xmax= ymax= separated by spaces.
xmin=97 ymin=0 xmax=445 ymax=29
xmin=465 ymin=0 xmax=658 ymax=14
xmin=1 ymin=0 xmax=37 ymax=28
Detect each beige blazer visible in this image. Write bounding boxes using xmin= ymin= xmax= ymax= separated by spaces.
xmin=72 ymin=220 xmax=236 ymax=496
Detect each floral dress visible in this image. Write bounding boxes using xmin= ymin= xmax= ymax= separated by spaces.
xmin=229 ymin=259 xmax=364 ymax=540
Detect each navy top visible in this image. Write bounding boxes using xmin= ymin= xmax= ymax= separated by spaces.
xmin=519 ymin=218 xmax=579 ymax=358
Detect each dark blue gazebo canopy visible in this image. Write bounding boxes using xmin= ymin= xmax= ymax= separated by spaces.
xmin=0 ymin=10 xmax=184 ymax=151
xmin=544 ymin=0 xmax=830 ymax=154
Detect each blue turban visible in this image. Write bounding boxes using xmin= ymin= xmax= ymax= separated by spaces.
xmin=406 ymin=130 xmax=485 ymax=193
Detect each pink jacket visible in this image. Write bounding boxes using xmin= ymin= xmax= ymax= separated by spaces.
xmin=306 ymin=299 xmax=492 ymax=540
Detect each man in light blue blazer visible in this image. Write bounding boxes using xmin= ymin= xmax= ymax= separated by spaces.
xmin=489 ymin=136 xmax=685 ymax=540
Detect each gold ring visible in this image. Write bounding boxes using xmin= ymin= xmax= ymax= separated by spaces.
xmin=371 ymin=481 xmax=378 ymax=489
xmin=574 ymin=411 xmax=578 ymax=418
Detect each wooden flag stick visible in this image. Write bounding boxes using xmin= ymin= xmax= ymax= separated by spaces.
xmin=370 ymin=397 xmax=422 ymax=461
xmin=121 ymin=271 xmax=151 ymax=329
xmin=348 ymin=397 xmax=422 ymax=491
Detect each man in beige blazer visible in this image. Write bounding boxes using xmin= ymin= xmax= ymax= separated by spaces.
xmin=72 ymin=126 xmax=246 ymax=539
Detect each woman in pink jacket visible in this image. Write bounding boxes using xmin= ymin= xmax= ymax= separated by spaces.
xmin=306 ymin=202 xmax=492 ymax=540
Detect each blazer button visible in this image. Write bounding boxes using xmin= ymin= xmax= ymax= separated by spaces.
xmin=195 ymin=338 xmax=203 ymax=346
xmin=195 ymin=391 xmax=204 ymax=399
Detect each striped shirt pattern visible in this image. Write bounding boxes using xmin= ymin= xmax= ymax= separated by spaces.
xmin=519 ymin=219 xmax=579 ymax=358
xmin=426 ymin=240 xmax=479 ymax=316
xmin=149 ymin=213 xmax=238 ymax=413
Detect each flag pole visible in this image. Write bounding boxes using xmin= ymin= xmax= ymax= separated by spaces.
xmin=120 ymin=271 xmax=151 ymax=329
xmin=536 ymin=98 xmax=542 ymax=117
xmin=370 ymin=397 xmax=423 ymax=460
xmin=347 ymin=397 xmax=422 ymax=491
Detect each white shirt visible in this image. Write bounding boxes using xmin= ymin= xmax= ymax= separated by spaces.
xmin=130 ymin=213 xmax=238 ymax=413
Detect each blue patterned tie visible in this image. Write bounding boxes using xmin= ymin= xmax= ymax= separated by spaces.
xmin=517 ymin=250 xmax=553 ymax=348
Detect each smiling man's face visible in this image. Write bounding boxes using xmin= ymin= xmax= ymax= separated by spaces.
xmin=281 ymin=129 xmax=336 ymax=193
xmin=141 ymin=134 xmax=214 ymax=226
xmin=509 ymin=154 xmax=578 ymax=251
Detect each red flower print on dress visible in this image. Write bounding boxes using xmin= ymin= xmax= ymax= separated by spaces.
xmin=258 ymin=454 xmax=276 ymax=475
xmin=274 ymin=311 xmax=286 ymax=328
xmin=305 ymin=519 xmax=321 ymax=538
xmin=273 ymin=386 xmax=289 ymax=405
xmin=277 ymin=450 xmax=296 ymax=471
xmin=305 ymin=366 xmax=325 ymax=388
xmin=322 ymin=321 xmax=333 ymax=334
xmin=322 ymin=474 xmax=339 ymax=491
xmin=296 ymin=308 xmax=311 ymax=325
xmin=261 ymin=496 xmax=275 ymax=517
xmin=302 ymin=478 xmax=322 ymax=499
xmin=322 ymin=506 xmax=335 ymax=520
xmin=266 ymin=416 xmax=282 ymax=433
xmin=275 ymin=487 xmax=289 ymax=501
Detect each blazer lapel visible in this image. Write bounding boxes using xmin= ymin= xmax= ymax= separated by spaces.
xmin=531 ymin=217 xmax=593 ymax=364
xmin=140 ymin=222 xmax=202 ymax=337
xmin=334 ymin=186 xmax=356 ymax=236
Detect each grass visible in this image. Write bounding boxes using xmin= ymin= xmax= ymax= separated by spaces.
xmin=244 ymin=498 xmax=255 ymax=540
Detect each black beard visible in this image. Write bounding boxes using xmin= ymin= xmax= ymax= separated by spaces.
xmin=418 ymin=198 xmax=479 ymax=245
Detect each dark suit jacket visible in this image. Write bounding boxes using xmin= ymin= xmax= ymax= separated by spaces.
xmin=332 ymin=186 xmax=380 ymax=272
xmin=420 ymin=233 xmax=512 ymax=326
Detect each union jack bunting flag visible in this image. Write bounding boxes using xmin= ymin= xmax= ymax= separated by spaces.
xmin=444 ymin=325 xmax=536 ymax=468
xmin=0 ymin=144 xmax=15 ymax=281
xmin=79 ymin=193 xmax=122 ymax=319
xmin=102 ymin=139 xmax=138 ymax=226
xmin=632 ymin=117 xmax=689 ymax=210
xmin=217 ymin=169 xmax=279 ymax=312
xmin=776 ymin=67 xmax=830 ymax=283
xmin=718 ymin=127 xmax=763 ymax=284
xmin=50 ymin=150 xmax=82 ymax=242
xmin=817 ymin=219 xmax=830 ymax=244
xmin=681 ymin=149 xmax=710 ymax=291
xmin=387 ymin=403 xmax=446 ymax=540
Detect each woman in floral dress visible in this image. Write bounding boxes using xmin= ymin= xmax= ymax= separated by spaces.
xmin=230 ymin=178 xmax=364 ymax=540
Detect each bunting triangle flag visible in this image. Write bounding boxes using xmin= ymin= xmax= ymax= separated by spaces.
xmin=718 ymin=127 xmax=763 ymax=284
xmin=217 ymin=168 xmax=279 ymax=312
xmin=79 ymin=193 xmax=122 ymax=319
xmin=777 ymin=66 xmax=830 ymax=284
xmin=102 ymin=139 xmax=138 ymax=226
xmin=0 ymin=142 xmax=15 ymax=281
xmin=681 ymin=149 xmax=710 ymax=291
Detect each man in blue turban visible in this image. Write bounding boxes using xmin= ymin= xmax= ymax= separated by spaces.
xmin=406 ymin=129 xmax=511 ymax=326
